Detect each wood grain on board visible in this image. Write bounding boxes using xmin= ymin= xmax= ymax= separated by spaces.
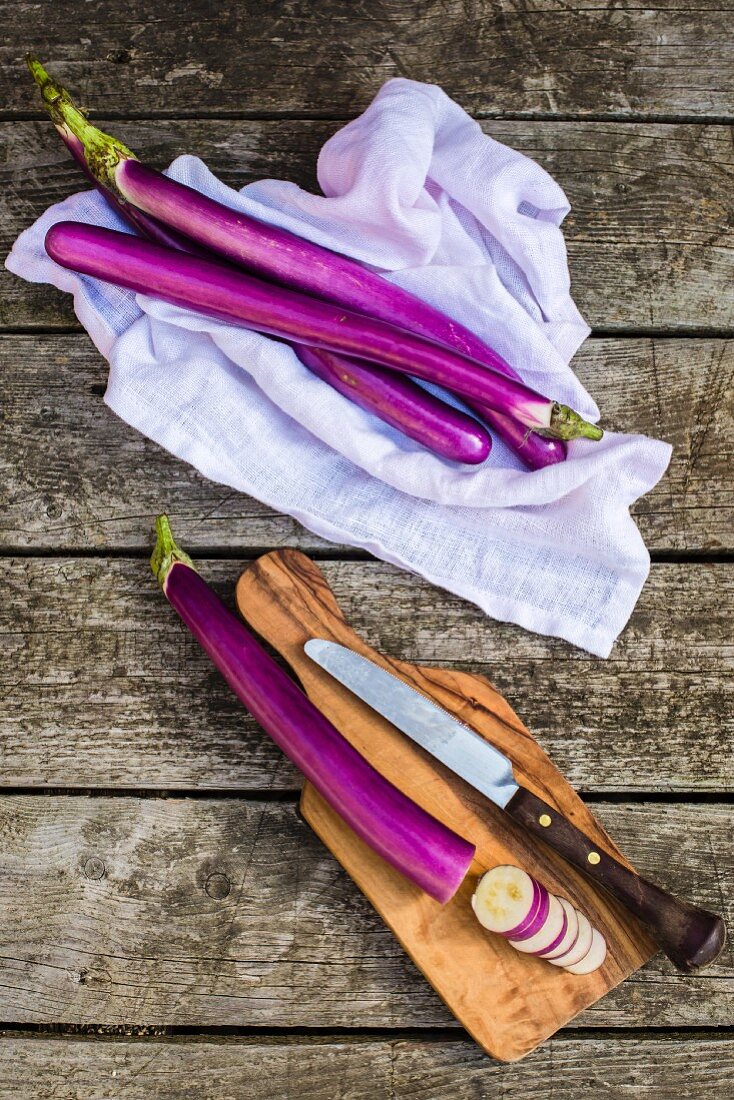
xmin=2 ymin=121 xmax=732 ymax=331
xmin=233 ymin=549 xmax=727 ymax=1058
xmin=1 ymin=558 xmax=731 ymax=792
xmin=0 ymin=796 xmax=728 ymax=1030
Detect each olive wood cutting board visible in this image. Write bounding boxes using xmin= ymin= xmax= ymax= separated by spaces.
xmin=235 ymin=550 xmax=657 ymax=1062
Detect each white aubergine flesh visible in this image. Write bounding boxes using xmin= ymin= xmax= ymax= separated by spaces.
xmin=471 ymin=866 xmax=544 ymax=936
xmin=548 ymin=909 xmax=594 ymax=968
xmin=508 ymin=892 xmax=566 ymax=955
xmin=540 ymin=897 xmax=580 ymax=960
xmin=471 ymin=867 xmax=607 ymax=975
xmin=563 ymin=927 xmax=607 ymax=975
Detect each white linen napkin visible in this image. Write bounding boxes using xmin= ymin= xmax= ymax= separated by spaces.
xmin=7 ymin=78 xmax=671 ymax=656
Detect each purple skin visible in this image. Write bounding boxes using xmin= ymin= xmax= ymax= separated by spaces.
xmin=542 ymin=900 xmax=580 ymax=960
xmin=151 ymin=516 xmax=475 ymax=904
xmin=504 ymin=884 xmax=551 ymax=942
xmin=56 ymin=128 xmax=491 ymax=466
xmin=56 ymin=125 xmax=213 ymax=256
xmin=46 ymin=221 xmax=600 ymax=441
xmin=29 ymin=56 xmax=596 ymax=452
xmin=526 ymin=907 xmax=569 ymax=957
xmin=467 ymin=403 xmax=566 ymax=468
xmin=294 ymin=345 xmax=491 ymax=463
xmin=116 ymin=160 xmax=568 ymax=467
xmin=501 ymin=878 xmax=544 ymax=939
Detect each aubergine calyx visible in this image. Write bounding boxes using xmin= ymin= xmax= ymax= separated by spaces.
xmin=27 ymin=54 xmax=136 ymax=190
xmin=539 ymin=403 xmax=604 ymax=442
xmin=151 ymin=514 xmax=195 ymax=587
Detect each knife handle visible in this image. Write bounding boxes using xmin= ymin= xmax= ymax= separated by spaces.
xmin=505 ymin=788 xmax=726 ymax=973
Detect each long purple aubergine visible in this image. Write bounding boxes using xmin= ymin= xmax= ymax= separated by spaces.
xmin=28 ymin=57 xmax=585 ymax=457
xmin=292 ymin=345 xmax=493 ymax=462
xmin=45 ymin=220 xmax=600 ymax=441
xmin=46 ymin=115 xmax=491 ymax=466
xmin=106 ymin=162 xmax=571 ymax=461
xmin=109 ymin=154 xmax=567 ymax=464
xmin=52 ymin=120 xmax=491 ymax=466
xmin=56 ymin=122 xmax=206 ymax=255
xmin=151 ymin=515 xmax=475 ymax=903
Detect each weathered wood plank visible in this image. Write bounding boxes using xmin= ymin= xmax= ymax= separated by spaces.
xmin=0 ymin=1035 xmax=731 ymax=1099
xmin=0 ymin=335 xmax=319 ymax=554
xmin=3 ymin=120 xmax=732 ymax=330
xmin=0 ymin=797 xmax=728 ymax=1028
xmin=1 ymin=559 xmax=732 ymax=791
xmin=2 ymin=335 xmax=732 ymax=553
xmin=3 ymin=2 xmax=733 ymax=119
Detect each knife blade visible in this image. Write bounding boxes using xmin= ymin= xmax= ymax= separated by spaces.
xmin=305 ymin=637 xmax=519 ymax=809
xmin=304 ymin=638 xmax=726 ymax=974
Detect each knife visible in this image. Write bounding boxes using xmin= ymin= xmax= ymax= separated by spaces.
xmin=304 ymin=638 xmax=726 ymax=973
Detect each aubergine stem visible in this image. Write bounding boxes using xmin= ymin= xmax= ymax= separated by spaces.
xmin=26 ymin=54 xmax=135 ymax=186
xmin=151 ymin=514 xmax=194 ymax=584
xmin=546 ymin=405 xmax=602 ymax=441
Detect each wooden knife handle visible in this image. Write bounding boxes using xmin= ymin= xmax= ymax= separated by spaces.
xmin=505 ymin=787 xmax=726 ymax=973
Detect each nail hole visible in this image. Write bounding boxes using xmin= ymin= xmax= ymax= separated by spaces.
xmin=83 ymin=856 xmax=106 ymax=880
xmin=205 ymin=872 xmax=231 ymax=900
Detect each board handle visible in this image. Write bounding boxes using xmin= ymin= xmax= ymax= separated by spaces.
xmin=505 ymin=788 xmax=726 ymax=973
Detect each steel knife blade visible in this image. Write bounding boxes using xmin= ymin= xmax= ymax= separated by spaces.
xmin=303 ymin=637 xmax=726 ymax=974
xmin=304 ymin=637 xmax=519 ymax=808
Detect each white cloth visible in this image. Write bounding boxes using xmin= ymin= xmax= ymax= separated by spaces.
xmin=7 ymin=78 xmax=671 ymax=656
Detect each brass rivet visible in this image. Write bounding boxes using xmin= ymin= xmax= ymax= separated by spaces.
xmin=588 ymin=851 xmax=601 ymax=865
xmin=539 ymin=814 xmax=552 ymax=827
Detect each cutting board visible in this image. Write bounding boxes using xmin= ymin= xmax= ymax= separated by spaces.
xmin=235 ymin=550 xmax=657 ymax=1062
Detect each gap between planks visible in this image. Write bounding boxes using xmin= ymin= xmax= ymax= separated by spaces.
xmin=0 ymin=1024 xmax=731 ymax=1041
xmin=0 ymin=789 xmax=730 ymax=804
xmin=2 ymin=547 xmax=734 ymax=564
xmin=4 ymin=111 xmax=734 ymax=126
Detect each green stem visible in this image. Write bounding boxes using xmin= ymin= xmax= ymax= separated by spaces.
xmin=151 ymin=515 xmax=195 ymax=586
xmin=26 ymin=55 xmax=135 ymax=190
xmin=542 ymin=403 xmax=604 ymax=442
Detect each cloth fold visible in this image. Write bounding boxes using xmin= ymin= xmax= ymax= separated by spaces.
xmin=6 ymin=78 xmax=671 ymax=656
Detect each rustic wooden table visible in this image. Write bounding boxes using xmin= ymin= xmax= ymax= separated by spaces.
xmin=1 ymin=2 xmax=732 ymax=1095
